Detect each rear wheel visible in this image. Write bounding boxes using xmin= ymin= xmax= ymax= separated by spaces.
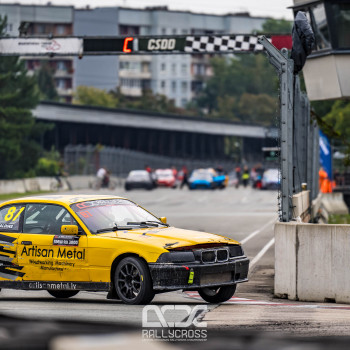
xmin=115 ymin=257 xmax=154 ymax=305
xmin=47 ymin=290 xmax=79 ymax=298
xmin=198 ymin=284 xmax=236 ymax=303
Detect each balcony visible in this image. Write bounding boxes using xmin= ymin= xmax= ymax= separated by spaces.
xmin=119 ymin=70 xmax=151 ymax=79
xmin=120 ymin=86 xmax=142 ymax=97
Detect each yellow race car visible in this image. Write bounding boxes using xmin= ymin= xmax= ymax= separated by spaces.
xmin=0 ymin=195 xmax=249 ymax=304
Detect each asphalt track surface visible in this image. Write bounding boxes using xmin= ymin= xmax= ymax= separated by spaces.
xmin=1 ymin=186 xmax=350 ymax=342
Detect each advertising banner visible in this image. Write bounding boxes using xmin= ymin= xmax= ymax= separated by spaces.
xmin=0 ymin=38 xmax=83 ymax=56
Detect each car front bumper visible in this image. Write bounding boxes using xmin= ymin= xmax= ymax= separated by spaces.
xmin=149 ymin=257 xmax=249 ymax=291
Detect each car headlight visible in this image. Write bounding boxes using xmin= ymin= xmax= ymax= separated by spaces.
xmin=229 ymin=245 xmax=244 ymax=258
xmin=156 ymin=251 xmax=195 ymax=263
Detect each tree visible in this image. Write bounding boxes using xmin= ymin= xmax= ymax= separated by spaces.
xmin=260 ymin=18 xmax=293 ymax=34
xmin=237 ymin=93 xmax=277 ymax=125
xmin=321 ymin=100 xmax=350 ymax=165
xmin=196 ymin=54 xmax=278 ymax=125
xmin=36 ymin=61 xmax=59 ymax=101
xmin=74 ymin=86 xmax=118 ymax=108
xmin=0 ymin=15 xmax=49 ymax=179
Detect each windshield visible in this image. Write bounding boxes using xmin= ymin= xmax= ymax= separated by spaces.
xmin=71 ymin=199 xmax=160 ymax=234
xmin=190 ymin=170 xmax=212 ymax=181
xmin=156 ymin=170 xmax=173 ymax=178
xmin=129 ymin=170 xmax=148 ymax=177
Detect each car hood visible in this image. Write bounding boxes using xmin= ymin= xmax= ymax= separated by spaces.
xmin=97 ymin=227 xmax=239 ymax=249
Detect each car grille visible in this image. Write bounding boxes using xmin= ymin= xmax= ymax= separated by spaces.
xmin=216 ymin=249 xmax=229 ymax=262
xmin=201 ymin=248 xmax=229 ymax=263
xmin=201 ymin=250 xmax=216 ymax=263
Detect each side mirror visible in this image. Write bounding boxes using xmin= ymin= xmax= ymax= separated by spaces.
xmin=160 ymin=217 xmax=167 ymax=224
xmin=61 ymin=225 xmax=79 ymax=235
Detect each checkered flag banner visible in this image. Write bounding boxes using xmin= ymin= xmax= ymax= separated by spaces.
xmin=185 ymin=35 xmax=268 ymax=53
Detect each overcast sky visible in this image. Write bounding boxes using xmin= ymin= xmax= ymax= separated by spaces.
xmin=0 ymin=0 xmax=294 ymax=19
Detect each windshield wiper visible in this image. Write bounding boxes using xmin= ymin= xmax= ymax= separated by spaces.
xmin=127 ymin=221 xmax=169 ymax=227
xmin=96 ymin=225 xmax=134 ymax=233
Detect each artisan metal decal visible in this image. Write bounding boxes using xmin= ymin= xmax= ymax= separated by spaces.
xmin=21 ymin=246 xmax=86 ymax=259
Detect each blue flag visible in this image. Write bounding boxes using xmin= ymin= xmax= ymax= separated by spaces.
xmin=319 ymin=130 xmax=332 ymax=180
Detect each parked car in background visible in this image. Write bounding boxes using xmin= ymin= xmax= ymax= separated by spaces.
xmin=261 ymin=169 xmax=280 ymax=190
xmin=155 ymin=169 xmax=177 ymax=188
xmin=124 ymin=170 xmax=155 ymax=191
xmin=189 ymin=168 xmax=226 ymax=190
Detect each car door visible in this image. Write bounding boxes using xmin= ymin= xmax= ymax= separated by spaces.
xmin=18 ymin=203 xmax=89 ymax=282
xmin=0 ymin=204 xmax=25 ymax=282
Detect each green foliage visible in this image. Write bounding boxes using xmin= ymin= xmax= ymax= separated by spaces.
xmin=74 ymin=86 xmax=118 ymax=108
xmin=36 ymin=61 xmax=59 ymax=101
xmin=328 ymin=214 xmax=350 ymax=224
xmin=196 ymin=55 xmax=278 ymax=125
xmin=260 ymin=18 xmax=293 ymax=34
xmin=0 ymin=15 xmax=51 ymax=179
xmin=35 ymin=148 xmax=60 ymax=176
xmin=74 ymin=86 xmax=198 ymax=116
xmin=237 ymin=93 xmax=277 ymax=125
xmin=321 ymin=100 xmax=350 ymax=165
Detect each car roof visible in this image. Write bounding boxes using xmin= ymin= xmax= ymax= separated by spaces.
xmin=2 ymin=194 xmax=127 ymax=206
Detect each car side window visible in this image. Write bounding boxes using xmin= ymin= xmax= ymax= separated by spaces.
xmin=23 ymin=204 xmax=78 ymax=235
xmin=0 ymin=205 xmax=25 ymax=233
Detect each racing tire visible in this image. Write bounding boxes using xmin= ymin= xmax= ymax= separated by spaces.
xmin=115 ymin=257 xmax=154 ymax=305
xmin=198 ymin=284 xmax=236 ymax=303
xmin=124 ymin=185 xmax=130 ymax=191
xmin=47 ymin=290 xmax=79 ymax=298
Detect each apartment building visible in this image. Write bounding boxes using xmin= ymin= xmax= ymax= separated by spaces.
xmin=0 ymin=3 xmax=74 ymax=102
xmin=74 ymin=7 xmax=267 ymax=107
xmin=0 ymin=4 xmax=267 ymax=107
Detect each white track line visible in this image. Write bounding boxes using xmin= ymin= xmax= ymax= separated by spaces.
xmin=249 ymin=237 xmax=275 ymax=269
xmin=240 ymin=218 xmax=276 ymax=245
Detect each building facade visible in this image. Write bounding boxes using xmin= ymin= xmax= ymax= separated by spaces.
xmin=0 ymin=3 xmax=75 ymax=102
xmin=74 ymin=7 xmax=267 ymax=107
xmin=1 ymin=4 xmax=267 ymax=107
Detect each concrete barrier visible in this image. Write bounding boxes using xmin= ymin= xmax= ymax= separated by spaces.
xmin=66 ymin=175 xmax=94 ymax=190
xmin=0 ymin=175 xmax=125 ymax=195
xmin=292 ymin=190 xmax=310 ymax=222
xmin=275 ymin=222 xmax=350 ymax=303
xmin=0 ymin=179 xmax=26 ymax=194
xmin=321 ymin=192 xmax=349 ymax=215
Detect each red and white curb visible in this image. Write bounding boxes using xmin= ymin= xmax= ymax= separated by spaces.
xmin=184 ymin=291 xmax=350 ymax=310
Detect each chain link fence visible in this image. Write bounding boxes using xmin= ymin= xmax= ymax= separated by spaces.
xmin=64 ymin=145 xmax=237 ymax=177
xmin=259 ymin=36 xmax=319 ymax=222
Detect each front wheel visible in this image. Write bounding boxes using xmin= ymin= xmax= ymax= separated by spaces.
xmin=198 ymin=284 xmax=236 ymax=303
xmin=47 ymin=290 xmax=79 ymax=298
xmin=115 ymin=257 xmax=154 ymax=305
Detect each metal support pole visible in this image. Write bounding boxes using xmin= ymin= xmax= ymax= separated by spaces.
xmin=258 ymin=36 xmax=294 ymax=222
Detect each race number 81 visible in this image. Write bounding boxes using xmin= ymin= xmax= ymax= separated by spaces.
xmin=5 ymin=206 xmax=24 ymax=222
